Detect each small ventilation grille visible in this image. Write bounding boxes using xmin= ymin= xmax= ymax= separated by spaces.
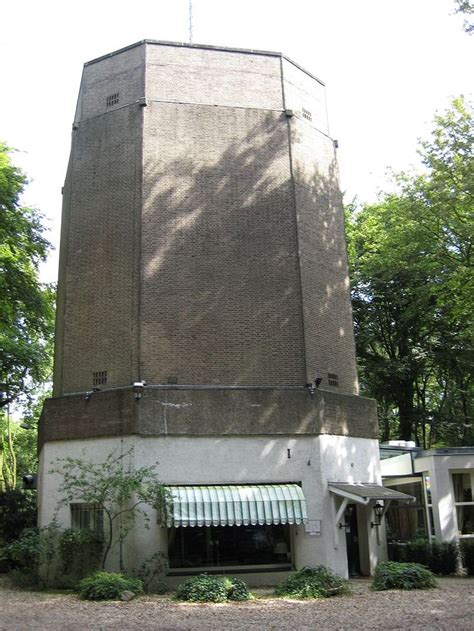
xmin=328 ymin=373 xmax=339 ymax=387
xmin=93 ymin=371 xmax=107 ymax=386
xmin=106 ymin=93 xmax=119 ymax=107
xmin=302 ymin=107 xmax=312 ymax=121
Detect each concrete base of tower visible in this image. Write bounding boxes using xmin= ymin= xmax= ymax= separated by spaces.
xmin=38 ymin=429 xmax=386 ymax=585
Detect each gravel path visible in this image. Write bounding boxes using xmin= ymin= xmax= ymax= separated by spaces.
xmin=0 ymin=576 xmax=473 ymax=630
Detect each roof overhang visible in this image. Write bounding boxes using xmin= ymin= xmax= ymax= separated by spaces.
xmin=328 ymin=482 xmax=415 ymax=505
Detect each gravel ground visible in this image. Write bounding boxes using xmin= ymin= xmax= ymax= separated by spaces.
xmin=0 ymin=575 xmax=473 ymax=630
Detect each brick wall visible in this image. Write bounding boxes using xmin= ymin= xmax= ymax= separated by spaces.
xmin=55 ymin=107 xmax=142 ymax=394
xmin=55 ymin=42 xmax=359 ymax=396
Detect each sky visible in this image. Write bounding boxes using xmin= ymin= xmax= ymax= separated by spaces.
xmin=0 ymin=0 xmax=472 ymax=283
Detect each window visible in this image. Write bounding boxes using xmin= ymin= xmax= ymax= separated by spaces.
xmin=453 ymin=471 xmax=474 ymax=536
xmin=302 ymin=107 xmax=312 ymax=121
xmin=93 ymin=370 xmax=107 ymax=386
xmin=328 ymin=373 xmax=339 ymax=387
xmin=70 ymin=503 xmax=103 ymax=533
xmin=168 ymin=524 xmax=291 ymax=571
xmin=106 ymin=93 xmax=119 ymax=107
xmin=384 ymin=479 xmax=428 ymax=541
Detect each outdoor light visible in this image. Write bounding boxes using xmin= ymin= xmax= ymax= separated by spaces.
xmin=306 ymin=377 xmax=323 ymax=396
xmin=371 ymin=502 xmax=384 ymax=528
xmin=84 ymin=390 xmax=94 ymax=401
xmin=133 ymin=381 xmax=146 ymax=400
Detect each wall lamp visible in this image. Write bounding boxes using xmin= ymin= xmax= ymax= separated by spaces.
xmin=133 ymin=381 xmax=146 ymax=400
xmin=371 ymin=502 xmax=384 ymax=528
xmin=306 ymin=377 xmax=323 ymax=396
xmin=84 ymin=387 xmax=100 ymax=401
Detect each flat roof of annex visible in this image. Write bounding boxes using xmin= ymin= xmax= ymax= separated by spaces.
xmin=84 ymin=39 xmax=325 ymax=87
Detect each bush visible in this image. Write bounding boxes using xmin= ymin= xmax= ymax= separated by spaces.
xmin=77 ymin=571 xmax=144 ymax=600
xmin=388 ymin=540 xmax=458 ymax=575
xmin=430 ymin=541 xmax=458 ymax=575
xmin=175 ymin=574 xmax=228 ymax=603
xmin=372 ymin=561 xmax=437 ymax=591
xmin=224 ymin=577 xmax=252 ymax=601
xmin=6 ymin=525 xmax=58 ymax=587
xmin=274 ymin=566 xmax=349 ymax=599
xmin=135 ymin=551 xmax=168 ymax=593
xmin=460 ymin=539 xmax=474 ymax=576
xmin=58 ymin=529 xmax=103 ymax=587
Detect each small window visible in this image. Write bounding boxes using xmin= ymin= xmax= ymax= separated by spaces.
xmin=70 ymin=503 xmax=103 ymax=533
xmin=93 ymin=371 xmax=107 ymax=387
xmin=328 ymin=373 xmax=339 ymax=387
xmin=302 ymin=107 xmax=312 ymax=121
xmin=106 ymin=93 xmax=119 ymax=107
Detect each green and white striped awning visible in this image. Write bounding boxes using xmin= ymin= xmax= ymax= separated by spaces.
xmin=167 ymin=484 xmax=308 ymax=527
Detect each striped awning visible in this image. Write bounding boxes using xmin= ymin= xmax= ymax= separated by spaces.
xmin=167 ymin=484 xmax=308 ymax=527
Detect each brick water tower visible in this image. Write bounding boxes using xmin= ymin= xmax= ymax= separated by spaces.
xmin=39 ymin=41 xmax=388 ymax=583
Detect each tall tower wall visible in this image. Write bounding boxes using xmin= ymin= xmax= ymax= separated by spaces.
xmin=53 ymin=41 xmax=359 ymax=397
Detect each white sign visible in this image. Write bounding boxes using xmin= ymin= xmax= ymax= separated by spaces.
xmin=305 ymin=520 xmax=321 ymax=536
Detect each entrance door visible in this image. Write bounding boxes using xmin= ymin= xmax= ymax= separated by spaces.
xmin=344 ymin=505 xmax=361 ymax=576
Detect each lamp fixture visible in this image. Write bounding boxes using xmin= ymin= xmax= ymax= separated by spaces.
xmin=371 ymin=502 xmax=384 ymax=528
xmin=306 ymin=376 xmax=323 ymax=395
xmin=133 ymin=381 xmax=146 ymax=400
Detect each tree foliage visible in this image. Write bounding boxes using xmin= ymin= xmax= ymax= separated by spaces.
xmin=454 ymin=0 xmax=474 ymax=33
xmin=49 ymin=448 xmax=170 ymax=569
xmin=0 ymin=142 xmax=55 ymax=412
xmin=347 ymin=97 xmax=473 ymax=446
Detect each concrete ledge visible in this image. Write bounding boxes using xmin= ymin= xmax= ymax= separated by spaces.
xmin=39 ymin=386 xmax=378 ymax=451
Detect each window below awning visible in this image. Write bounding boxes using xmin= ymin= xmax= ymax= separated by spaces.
xmin=328 ymin=482 xmax=415 ymax=505
xmin=167 ymin=484 xmax=308 ymax=527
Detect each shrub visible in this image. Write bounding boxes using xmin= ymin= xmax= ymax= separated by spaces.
xmin=58 ymin=529 xmax=103 ymax=587
xmin=135 ymin=551 xmax=168 ymax=593
xmin=224 ymin=577 xmax=252 ymax=601
xmin=372 ymin=561 xmax=437 ymax=591
xmin=6 ymin=525 xmax=58 ymax=587
xmin=460 ymin=539 xmax=474 ymax=576
xmin=406 ymin=540 xmax=430 ymax=566
xmin=77 ymin=571 xmax=144 ymax=600
xmin=274 ymin=566 xmax=349 ymax=599
xmin=175 ymin=574 xmax=228 ymax=603
xmin=430 ymin=541 xmax=458 ymax=575
xmin=388 ymin=540 xmax=458 ymax=575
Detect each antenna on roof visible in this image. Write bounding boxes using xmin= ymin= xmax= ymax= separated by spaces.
xmin=189 ymin=0 xmax=193 ymax=43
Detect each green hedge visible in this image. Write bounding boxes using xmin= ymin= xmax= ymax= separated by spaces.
xmin=459 ymin=539 xmax=474 ymax=576
xmin=373 ymin=561 xmax=437 ymax=591
xmin=388 ymin=540 xmax=458 ymax=575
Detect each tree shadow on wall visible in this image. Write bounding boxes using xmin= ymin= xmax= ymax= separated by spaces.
xmin=140 ymin=107 xmax=345 ymax=387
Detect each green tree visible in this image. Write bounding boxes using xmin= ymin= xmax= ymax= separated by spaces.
xmin=454 ymin=0 xmax=474 ymax=33
xmin=0 ymin=143 xmax=54 ymax=491
xmin=49 ymin=448 xmax=170 ymax=569
xmin=0 ymin=142 xmax=55 ymax=410
xmin=347 ymin=98 xmax=473 ymax=446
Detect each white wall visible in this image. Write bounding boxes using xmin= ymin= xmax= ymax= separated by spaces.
xmin=38 ymin=434 xmax=382 ymax=581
